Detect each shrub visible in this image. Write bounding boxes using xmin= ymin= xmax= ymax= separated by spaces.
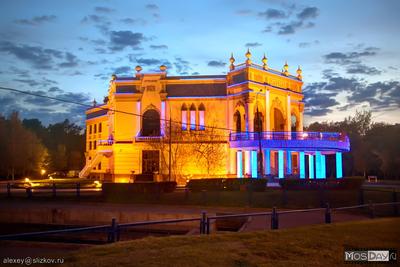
xmin=187 ymin=178 xmax=224 ymax=192
xmin=187 ymin=178 xmax=267 ymax=192
xmin=102 ymin=181 xmax=177 ymax=195
xmin=279 ymin=176 xmax=364 ymax=190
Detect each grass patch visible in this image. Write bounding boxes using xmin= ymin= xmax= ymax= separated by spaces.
xmin=65 ymin=218 xmax=400 ymax=267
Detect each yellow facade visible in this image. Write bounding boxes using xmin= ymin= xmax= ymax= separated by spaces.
xmin=81 ymin=51 xmax=306 ymax=183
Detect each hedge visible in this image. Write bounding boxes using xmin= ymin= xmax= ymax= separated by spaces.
xmin=187 ymin=178 xmax=267 ymax=192
xmin=279 ymin=176 xmax=364 ymax=190
xmin=102 ymin=181 xmax=177 ymax=195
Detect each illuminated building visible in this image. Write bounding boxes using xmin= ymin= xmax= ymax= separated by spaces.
xmin=80 ymin=50 xmax=350 ymax=183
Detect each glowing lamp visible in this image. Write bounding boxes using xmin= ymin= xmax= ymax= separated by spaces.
xmin=25 ymin=177 xmax=30 ymax=183
xmin=41 ymin=169 xmax=46 ymax=175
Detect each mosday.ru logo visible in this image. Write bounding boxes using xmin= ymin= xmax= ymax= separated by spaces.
xmin=345 ymin=251 xmax=368 ymax=261
xmin=368 ymin=251 xmax=389 ymax=261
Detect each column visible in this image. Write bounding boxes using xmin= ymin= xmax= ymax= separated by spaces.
xmin=336 ymin=152 xmax=343 ymax=178
xmin=229 ymin=148 xmax=236 ymax=175
xmin=161 ymin=101 xmax=166 ymax=135
xmin=315 ymin=151 xmax=323 ymax=179
xmin=298 ymin=111 xmax=304 ymax=131
xmin=264 ymin=149 xmax=271 ymax=175
xmin=265 ymin=90 xmax=270 ymax=132
xmin=321 ymin=154 xmax=326 ymax=178
xmin=248 ymin=101 xmax=255 ymax=133
xmin=286 ymin=94 xmax=291 ymax=132
xmin=135 ymin=101 xmax=141 ymax=136
xmin=308 ymin=154 xmax=314 ymax=179
xmin=251 ymin=150 xmax=257 ymax=178
xmin=278 ymin=150 xmax=284 ymax=179
xmin=299 ymin=152 xmax=305 ymax=179
xmin=236 ymin=151 xmax=243 ymax=178
xmin=286 ymin=151 xmax=292 ymax=175
xmin=244 ymin=150 xmax=251 ymax=177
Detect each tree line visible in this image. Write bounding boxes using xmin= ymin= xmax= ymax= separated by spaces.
xmin=0 ymin=112 xmax=85 ymax=180
xmin=307 ymin=110 xmax=400 ymax=179
xmin=0 ymin=110 xmax=398 ymax=181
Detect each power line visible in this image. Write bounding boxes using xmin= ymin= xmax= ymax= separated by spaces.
xmin=0 ymin=86 xmax=239 ymax=133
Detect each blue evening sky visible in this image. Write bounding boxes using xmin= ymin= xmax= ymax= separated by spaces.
xmin=0 ymin=0 xmax=399 ymax=125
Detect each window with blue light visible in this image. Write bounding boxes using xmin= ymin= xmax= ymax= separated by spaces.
xmin=199 ymin=103 xmax=205 ymax=130
xmin=190 ymin=104 xmax=196 ymax=130
xmin=181 ymin=104 xmax=187 ymax=130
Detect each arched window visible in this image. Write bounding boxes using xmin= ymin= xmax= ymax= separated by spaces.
xmin=190 ymin=104 xmax=196 ymax=130
xmin=234 ymin=110 xmax=241 ymax=133
xmin=181 ymin=104 xmax=188 ymax=130
xmin=254 ymin=111 xmax=264 ymax=132
xmin=291 ymin=114 xmax=297 ymax=132
xmin=142 ymin=109 xmax=160 ymax=136
xmin=273 ymin=108 xmax=285 ymax=131
xmin=198 ymin=103 xmax=205 ymax=130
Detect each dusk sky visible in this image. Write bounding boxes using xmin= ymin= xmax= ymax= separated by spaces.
xmin=0 ymin=0 xmax=399 ymax=126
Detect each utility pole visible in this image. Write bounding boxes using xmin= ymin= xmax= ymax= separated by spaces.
xmin=168 ymin=107 xmax=172 ymax=182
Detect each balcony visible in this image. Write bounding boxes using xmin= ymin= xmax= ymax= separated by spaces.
xmin=229 ymin=131 xmax=350 ymax=152
xmin=135 ymin=135 xmax=163 ymax=142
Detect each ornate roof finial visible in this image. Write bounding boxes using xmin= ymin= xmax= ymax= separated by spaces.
xmin=282 ymin=61 xmax=289 ymax=76
xmin=92 ymin=98 xmax=97 ymax=107
xmin=135 ymin=65 xmax=142 ymax=73
xmin=229 ymin=53 xmax=235 ymax=71
xmin=262 ymin=53 xmax=268 ymax=70
xmin=296 ymin=65 xmax=302 ymax=80
xmin=245 ymin=48 xmax=252 ymax=65
xmin=160 ymin=64 xmax=167 ymax=72
xmin=111 ymin=74 xmax=117 ymax=81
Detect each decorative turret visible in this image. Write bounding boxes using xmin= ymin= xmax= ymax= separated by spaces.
xmin=111 ymin=74 xmax=117 ymax=81
xmin=135 ymin=65 xmax=142 ymax=73
xmin=160 ymin=64 xmax=167 ymax=72
xmin=229 ymin=53 xmax=235 ymax=70
xmin=282 ymin=61 xmax=289 ymax=76
xmin=296 ymin=65 xmax=302 ymax=80
xmin=245 ymin=48 xmax=252 ymax=65
xmin=92 ymin=98 xmax=97 ymax=107
xmin=262 ymin=53 xmax=268 ymax=70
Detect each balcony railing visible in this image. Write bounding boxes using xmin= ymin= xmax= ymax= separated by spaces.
xmin=97 ymin=139 xmax=114 ymax=146
xmin=230 ymin=131 xmax=348 ymax=142
xmin=135 ymin=135 xmax=163 ymax=142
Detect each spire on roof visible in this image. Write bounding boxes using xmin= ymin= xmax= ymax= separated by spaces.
xmin=229 ymin=53 xmax=235 ymax=71
xmin=135 ymin=65 xmax=142 ymax=73
xmin=282 ymin=61 xmax=289 ymax=76
xmin=262 ymin=53 xmax=268 ymax=70
xmin=296 ymin=65 xmax=302 ymax=80
xmin=245 ymin=48 xmax=252 ymax=65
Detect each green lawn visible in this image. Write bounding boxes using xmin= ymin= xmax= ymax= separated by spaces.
xmin=65 ymin=218 xmax=400 ymax=267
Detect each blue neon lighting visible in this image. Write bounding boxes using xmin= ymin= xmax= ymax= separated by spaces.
xmin=321 ymin=154 xmax=326 ymax=178
xmin=309 ymin=155 xmax=314 ymax=179
xmin=315 ymin=151 xmax=323 ymax=179
xmin=251 ymin=150 xmax=257 ymax=178
xmin=336 ymin=152 xmax=343 ymax=179
xmin=286 ymin=151 xmax=292 ymax=175
xmin=278 ymin=150 xmax=284 ymax=179
xmin=299 ymin=152 xmax=305 ymax=179
xmin=264 ymin=149 xmax=270 ymax=175
xmin=237 ymin=151 xmax=243 ymax=178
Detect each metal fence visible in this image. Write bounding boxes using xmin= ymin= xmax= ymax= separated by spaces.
xmin=0 ymin=201 xmax=398 ymax=243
